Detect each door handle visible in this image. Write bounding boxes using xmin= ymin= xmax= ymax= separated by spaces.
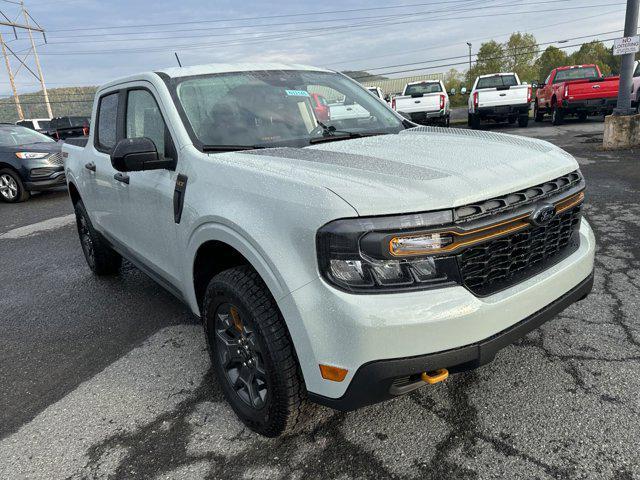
xmin=85 ymin=162 xmax=96 ymax=172
xmin=113 ymin=172 xmax=129 ymax=184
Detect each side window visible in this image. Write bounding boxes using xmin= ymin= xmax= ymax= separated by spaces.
xmin=96 ymin=93 xmax=119 ymax=150
xmin=126 ymin=89 xmax=168 ymax=158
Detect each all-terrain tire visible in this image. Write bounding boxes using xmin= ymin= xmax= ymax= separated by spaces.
xmin=74 ymin=200 xmax=122 ymax=275
xmin=203 ymin=265 xmax=311 ymax=437
xmin=468 ymin=113 xmax=480 ymax=129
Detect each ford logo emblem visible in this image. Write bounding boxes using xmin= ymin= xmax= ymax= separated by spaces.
xmin=530 ymin=204 xmax=556 ymax=227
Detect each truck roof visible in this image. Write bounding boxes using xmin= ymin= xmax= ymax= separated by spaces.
xmin=554 ymin=64 xmax=597 ymax=71
xmin=477 ymin=72 xmax=517 ymax=78
xmin=97 ymin=63 xmax=333 ymax=92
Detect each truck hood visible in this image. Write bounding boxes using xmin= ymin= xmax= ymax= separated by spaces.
xmin=238 ymin=127 xmax=579 ymax=216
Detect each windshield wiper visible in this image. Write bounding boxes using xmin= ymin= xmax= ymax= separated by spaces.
xmin=202 ymin=145 xmax=266 ymax=152
xmin=309 ymin=122 xmax=387 ymax=144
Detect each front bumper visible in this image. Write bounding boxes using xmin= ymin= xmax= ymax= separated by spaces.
xmin=279 ymin=219 xmax=595 ymax=404
xmin=309 ymin=271 xmax=593 ymax=410
xmin=24 ymin=170 xmax=66 ymax=191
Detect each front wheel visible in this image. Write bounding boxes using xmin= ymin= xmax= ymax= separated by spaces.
xmin=551 ymin=106 xmax=564 ymax=126
xmin=203 ymin=266 xmax=310 ymax=437
xmin=534 ymin=104 xmax=544 ymax=122
xmin=0 ymin=168 xmax=30 ymax=203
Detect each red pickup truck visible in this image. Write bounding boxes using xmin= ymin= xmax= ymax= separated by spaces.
xmin=534 ymin=64 xmax=619 ymax=125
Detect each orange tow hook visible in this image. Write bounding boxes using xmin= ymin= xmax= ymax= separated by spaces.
xmin=421 ymin=368 xmax=449 ymax=385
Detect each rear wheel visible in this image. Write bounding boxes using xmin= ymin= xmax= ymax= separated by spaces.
xmin=0 ymin=168 xmax=30 ymax=203
xmin=74 ymin=200 xmax=122 ymax=275
xmin=468 ymin=113 xmax=480 ymax=129
xmin=203 ymin=266 xmax=310 ymax=437
xmin=518 ymin=114 xmax=529 ymax=128
xmin=551 ymin=105 xmax=564 ymax=126
xmin=534 ymin=103 xmax=544 ymax=122
xmin=507 ymin=116 xmax=516 ymax=125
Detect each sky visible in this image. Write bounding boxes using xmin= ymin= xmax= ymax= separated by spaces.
xmin=0 ymin=0 xmax=629 ymax=97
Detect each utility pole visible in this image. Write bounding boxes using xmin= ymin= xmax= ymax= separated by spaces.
xmin=0 ymin=32 xmax=24 ymax=120
xmin=613 ymin=0 xmax=639 ymax=115
xmin=466 ymin=42 xmax=472 ymax=72
xmin=0 ymin=1 xmax=49 ymax=120
xmin=22 ymin=2 xmax=52 ymax=118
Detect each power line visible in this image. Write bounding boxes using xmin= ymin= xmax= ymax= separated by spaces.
xmin=23 ymin=1 xmax=626 ymax=56
xmin=39 ymin=0 xmax=487 ymax=33
xmin=348 ymin=36 xmax=625 ymax=80
xmin=327 ymin=8 xmax=615 ymax=67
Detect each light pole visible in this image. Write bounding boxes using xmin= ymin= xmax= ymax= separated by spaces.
xmin=466 ymin=42 xmax=472 ymax=72
xmin=613 ymin=0 xmax=639 ymax=115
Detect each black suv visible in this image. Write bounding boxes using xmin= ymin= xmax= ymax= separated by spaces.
xmin=0 ymin=124 xmax=64 ymax=203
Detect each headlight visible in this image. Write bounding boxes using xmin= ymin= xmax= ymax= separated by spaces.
xmin=16 ymin=152 xmax=49 ymax=159
xmin=316 ymin=210 xmax=460 ymax=293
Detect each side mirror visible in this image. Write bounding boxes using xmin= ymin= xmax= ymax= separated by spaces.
xmin=449 ymin=88 xmax=456 ymax=96
xmin=460 ymin=87 xmax=468 ymax=95
xmin=110 ymin=137 xmax=171 ymax=172
xmin=538 ymin=83 xmax=545 ymax=88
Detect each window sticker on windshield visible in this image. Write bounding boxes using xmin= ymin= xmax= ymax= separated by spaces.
xmin=285 ymin=90 xmax=310 ymax=97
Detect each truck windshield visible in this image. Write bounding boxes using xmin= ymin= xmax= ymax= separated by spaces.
xmin=0 ymin=126 xmax=55 ymax=146
xmin=172 ymin=70 xmax=404 ymax=150
xmin=554 ymin=67 xmax=599 ymax=83
xmin=403 ymin=83 xmax=442 ymax=95
xmin=476 ymin=75 xmax=518 ymax=89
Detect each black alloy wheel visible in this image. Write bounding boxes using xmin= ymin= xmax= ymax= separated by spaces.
xmin=214 ymin=303 xmax=268 ymax=410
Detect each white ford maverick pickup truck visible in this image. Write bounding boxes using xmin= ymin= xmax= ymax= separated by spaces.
xmin=63 ymin=63 xmax=595 ymax=437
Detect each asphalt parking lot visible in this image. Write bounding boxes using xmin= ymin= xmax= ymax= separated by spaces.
xmin=1 ymin=118 xmax=639 ymax=480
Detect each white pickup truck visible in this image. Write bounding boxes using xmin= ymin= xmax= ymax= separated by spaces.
xmin=64 ymin=63 xmax=594 ymax=437
xmin=468 ymin=73 xmax=532 ymax=129
xmin=392 ymin=80 xmax=450 ymax=126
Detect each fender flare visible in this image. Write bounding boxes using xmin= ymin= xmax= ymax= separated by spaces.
xmin=184 ymin=220 xmax=290 ymax=316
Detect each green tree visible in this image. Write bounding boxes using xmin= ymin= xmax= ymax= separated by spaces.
xmin=467 ymin=40 xmax=504 ymax=83
xmin=568 ymin=41 xmax=615 ymax=75
xmin=443 ymin=68 xmax=467 ymax=107
xmin=535 ymin=46 xmax=569 ymax=81
xmin=503 ymin=32 xmax=538 ymax=81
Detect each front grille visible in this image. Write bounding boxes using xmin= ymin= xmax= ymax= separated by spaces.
xmin=47 ymin=152 xmax=63 ymax=166
xmin=458 ymin=204 xmax=582 ymax=296
xmin=454 ymin=171 xmax=583 ymax=223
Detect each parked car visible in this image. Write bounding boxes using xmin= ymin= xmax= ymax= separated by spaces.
xmin=0 ymin=124 xmax=64 ymax=202
xmin=50 ymin=116 xmax=90 ymax=140
xmin=631 ymin=61 xmax=640 ymax=112
xmin=309 ymin=93 xmax=330 ymax=122
xmin=467 ymin=73 xmax=531 ymax=129
xmin=63 ymin=63 xmax=594 ymax=437
xmin=328 ymin=98 xmax=370 ymax=121
xmin=365 ymin=86 xmax=385 ymax=100
xmin=15 ymin=118 xmax=53 ymax=135
xmin=534 ymin=64 xmax=619 ymax=125
xmin=391 ymin=80 xmax=450 ymax=126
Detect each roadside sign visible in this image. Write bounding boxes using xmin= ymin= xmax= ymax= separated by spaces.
xmin=613 ymin=35 xmax=640 ymax=56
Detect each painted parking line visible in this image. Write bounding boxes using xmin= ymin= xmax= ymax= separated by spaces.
xmin=0 ymin=214 xmax=75 ymax=240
